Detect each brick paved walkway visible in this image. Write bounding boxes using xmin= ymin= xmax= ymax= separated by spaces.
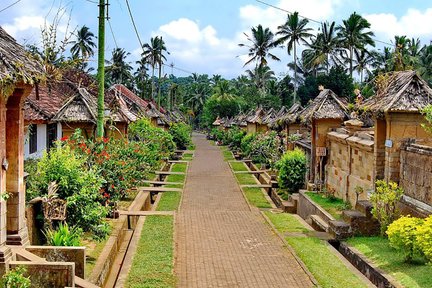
xmin=175 ymin=134 xmax=314 ymax=287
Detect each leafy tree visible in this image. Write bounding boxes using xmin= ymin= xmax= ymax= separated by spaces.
xmin=70 ymin=25 xmax=96 ymax=61
xmin=238 ymin=24 xmax=280 ymax=68
xmin=337 ymin=12 xmax=375 ymax=77
xmin=105 ymin=48 xmax=133 ymax=86
xmin=246 ymin=65 xmax=276 ymax=92
xmin=277 ymin=11 xmax=313 ymax=102
xmin=201 ymin=95 xmax=243 ymax=127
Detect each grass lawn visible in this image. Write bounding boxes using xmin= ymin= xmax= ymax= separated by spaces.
xmin=230 ymin=161 xmax=248 ymax=172
xmin=347 ymin=237 xmax=432 ymax=288
xmin=182 ymin=153 xmax=193 ymax=160
xmin=234 ymin=173 xmax=257 ymax=185
xmin=187 ymin=144 xmax=196 ymax=150
xmin=171 ymin=162 xmax=187 ymax=173
xmin=305 ymin=192 xmax=348 ymax=220
xmin=222 ymin=150 xmax=235 ymax=161
xmin=156 ymin=192 xmax=181 ymax=211
xmin=243 ymin=187 xmax=271 ymax=208
xmin=264 ymin=211 xmax=367 ymax=288
xmin=126 ymin=216 xmax=175 ymax=288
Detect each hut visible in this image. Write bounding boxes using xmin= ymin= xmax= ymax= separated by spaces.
xmin=362 ymin=70 xmax=432 ymax=184
xmin=245 ymin=107 xmax=267 ymax=134
xmin=0 ymin=26 xmax=43 ymax=262
xmin=300 ymin=88 xmax=349 ymax=185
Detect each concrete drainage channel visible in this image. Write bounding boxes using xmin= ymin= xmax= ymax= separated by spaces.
xmin=88 ymin=153 xmax=188 ymax=288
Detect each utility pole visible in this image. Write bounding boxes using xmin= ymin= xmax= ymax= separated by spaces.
xmin=96 ymin=0 xmax=106 ymax=138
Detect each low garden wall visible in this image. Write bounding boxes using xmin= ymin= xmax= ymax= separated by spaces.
xmin=297 ymin=191 xmax=335 ymax=224
xmin=399 ymin=143 xmax=432 ymax=216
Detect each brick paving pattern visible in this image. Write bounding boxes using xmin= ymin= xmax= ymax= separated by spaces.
xmin=175 ymin=134 xmax=314 ymax=287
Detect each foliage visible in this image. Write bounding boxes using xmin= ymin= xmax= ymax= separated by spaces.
xmin=208 ymin=128 xmax=226 ymax=143
xmin=276 ymin=149 xmax=307 ymax=193
xmin=224 ymin=127 xmax=246 ymax=150
xmin=370 ymin=180 xmax=404 ymax=235
xmin=1 ymin=266 xmax=31 ymax=288
xmin=30 ymin=144 xmax=109 ymax=238
xmin=421 ymin=104 xmax=432 ymax=134
xmin=386 ymin=216 xmax=424 ymax=262
xmin=240 ymin=133 xmax=256 ymax=157
xmin=168 ymin=123 xmax=192 ymax=150
xmin=200 ymin=94 xmax=244 ymax=127
xmin=416 ymin=215 xmax=432 ymax=264
xmin=24 ymin=158 xmax=40 ymax=202
xmin=44 ymin=222 xmax=82 ymax=246
xmin=247 ymin=131 xmax=283 ymax=166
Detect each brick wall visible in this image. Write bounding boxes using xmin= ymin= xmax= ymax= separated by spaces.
xmin=400 ymin=143 xmax=432 ymax=207
xmin=326 ymin=130 xmax=374 ymax=205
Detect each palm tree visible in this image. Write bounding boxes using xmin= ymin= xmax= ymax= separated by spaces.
xmin=154 ymin=36 xmax=170 ymax=106
xmin=238 ymin=24 xmax=280 ymax=68
xmin=337 ymin=12 xmax=375 ymax=77
xmin=134 ymin=58 xmax=149 ymax=97
xmin=303 ymin=21 xmax=340 ymax=74
xmin=212 ymin=80 xmax=235 ymax=101
xmin=276 ymin=11 xmax=313 ymax=102
xmin=70 ymin=25 xmax=97 ymax=61
xmin=246 ymin=65 xmax=276 ymax=92
xmin=353 ymin=49 xmax=377 ymax=83
xmin=142 ymin=37 xmax=159 ymax=100
xmin=105 ymin=48 xmax=133 ymax=85
xmin=186 ymin=82 xmax=211 ymax=116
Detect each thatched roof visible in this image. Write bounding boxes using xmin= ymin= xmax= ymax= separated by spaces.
xmin=53 ymin=87 xmax=98 ymax=123
xmin=279 ymin=103 xmax=304 ymax=125
xmin=110 ymin=84 xmax=148 ymax=117
xmin=362 ymin=71 xmax=432 ymax=117
xmin=232 ymin=113 xmax=247 ymax=127
xmin=300 ymin=89 xmax=349 ymax=124
xmin=0 ymin=27 xmax=44 ymax=96
xmin=246 ymin=107 xmax=265 ymax=123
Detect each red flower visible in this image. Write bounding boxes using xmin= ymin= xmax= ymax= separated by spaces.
xmin=103 ymin=137 xmax=109 ymax=143
xmin=60 ymin=136 xmax=69 ymax=141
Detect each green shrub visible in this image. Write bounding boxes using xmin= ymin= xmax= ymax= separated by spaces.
xmin=370 ymin=180 xmax=404 ymax=235
xmin=169 ymin=123 xmax=192 ymax=150
xmin=1 ymin=266 xmax=30 ymax=288
xmin=416 ymin=215 xmax=432 ymax=263
xmin=209 ymin=128 xmax=226 ymax=143
xmin=276 ymin=148 xmax=307 ymax=193
xmin=128 ymin=118 xmax=175 ymax=158
xmin=386 ymin=216 xmax=424 ymax=262
xmin=34 ymin=145 xmax=109 ymax=239
xmin=44 ymin=223 xmax=82 ymax=246
xmin=225 ymin=127 xmax=246 ymax=150
xmin=248 ymin=132 xmax=283 ymax=166
xmin=24 ymin=158 xmax=40 ymax=203
xmin=240 ymin=133 xmax=256 ymax=156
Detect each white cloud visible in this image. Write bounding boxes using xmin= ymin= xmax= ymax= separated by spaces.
xmin=2 ymin=16 xmax=45 ymax=38
xmin=365 ymin=8 xmax=432 ymax=43
xmin=151 ymin=18 xmax=245 ymax=78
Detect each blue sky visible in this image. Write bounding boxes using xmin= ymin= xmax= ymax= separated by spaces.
xmin=1 ymin=0 xmax=431 ymax=79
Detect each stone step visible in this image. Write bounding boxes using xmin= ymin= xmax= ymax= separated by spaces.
xmin=328 ymin=220 xmax=352 ymax=240
xmin=75 ymin=276 xmax=100 ymax=288
xmin=342 ymin=210 xmax=366 ymax=223
xmin=141 ymin=180 xmax=184 ymax=186
xmin=310 ymin=214 xmax=329 ymax=232
xmin=288 ymin=193 xmax=299 ymax=204
xmin=119 ymin=211 xmax=175 ymax=216
xmin=12 ymin=248 xmax=46 ymax=263
xmin=355 ymin=200 xmax=374 ymax=218
xmin=283 ymin=201 xmax=296 ymax=214
xmin=155 ymin=171 xmax=186 ymax=175
xmin=137 ymin=187 xmax=182 ymax=192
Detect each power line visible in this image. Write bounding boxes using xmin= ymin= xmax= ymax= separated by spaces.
xmin=255 ymin=0 xmax=393 ymax=46
xmin=107 ymin=19 xmax=118 ymax=49
xmin=0 ymin=0 xmax=22 ymax=13
xmin=124 ymin=0 xmax=194 ymax=75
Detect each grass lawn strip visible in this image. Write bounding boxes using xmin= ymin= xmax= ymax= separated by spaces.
xmin=220 ymin=146 xmax=235 ymax=160
xmin=305 ymin=192 xmax=347 ymax=220
xmin=243 ymin=187 xmax=272 ymax=208
xmin=234 ymin=173 xmax=258 ymax=185
xmin=229 ymin=161 xmax=248 ymax=172
xmin=347 ymin=237 xmax=432 ymax=288
xmin=264 ymin=211 xmax=368 ymax=288
xmin=157 ymin=163 xmax=186 ymax=211
xmin=125 ymin=216 xmax=175 ymax=288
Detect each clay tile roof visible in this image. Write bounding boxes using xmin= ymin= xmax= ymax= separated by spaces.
xmin=110 ymin=84 xmax=149 ymax=112
xmin=362 ymin=70 xmax=432 ymax=117
xmin=300 ymin=89 xmax=349 ymax=124
xmin=0 ymin=27 xmax=44 ymax=94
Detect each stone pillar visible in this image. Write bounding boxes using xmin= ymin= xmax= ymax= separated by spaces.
xmin=374 ymin=118 xmax=386 ymax=183
xmin=0 ymin=94 xmax=12 ymax=274
xmin=5 ymin=87 xmax=30 ymax=245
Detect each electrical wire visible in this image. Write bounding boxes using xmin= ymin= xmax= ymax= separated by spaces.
xmin=107 ymin=18 xmax=118 ymax=49
xmin=255 ymin=0 xmax=394 ymax=46
xmin=0 ymin=0 xmax=22 ymax=13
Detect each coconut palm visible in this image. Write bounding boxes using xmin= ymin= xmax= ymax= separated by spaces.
xmin=337 ymin=12 xmax=375 ymax=77
xmin=70 ymin=25 xmax=97 ymax=60
xmin=303 ymin=21 xmax=340 ymax=74
xmin=276 ymin=11 xmax=313 ymax=102
xmin=186 ymin=82 xmax=211 ymax=115
xmin=353 ymin=49 xmax=378 ymax=83
xmin=105 ymin=48 xmax=133 ymax=85
xmin=238 ymin=24 xmax=280 ymax=68
xmin=212 ymin=80 xmax=235 ymax=101
xmin=246 ymin=65 xmax=276 ymax=92
xmin=154 ymin=36 xmax=170 ymax=106
xmin=134 ymin=58 xmax=149 ymax=97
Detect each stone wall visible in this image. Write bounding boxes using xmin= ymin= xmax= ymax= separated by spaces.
xmin=400 ymin=143 xmax=432 ymax=210
xmin=326 ymin=130 xmax=374 ymax=205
